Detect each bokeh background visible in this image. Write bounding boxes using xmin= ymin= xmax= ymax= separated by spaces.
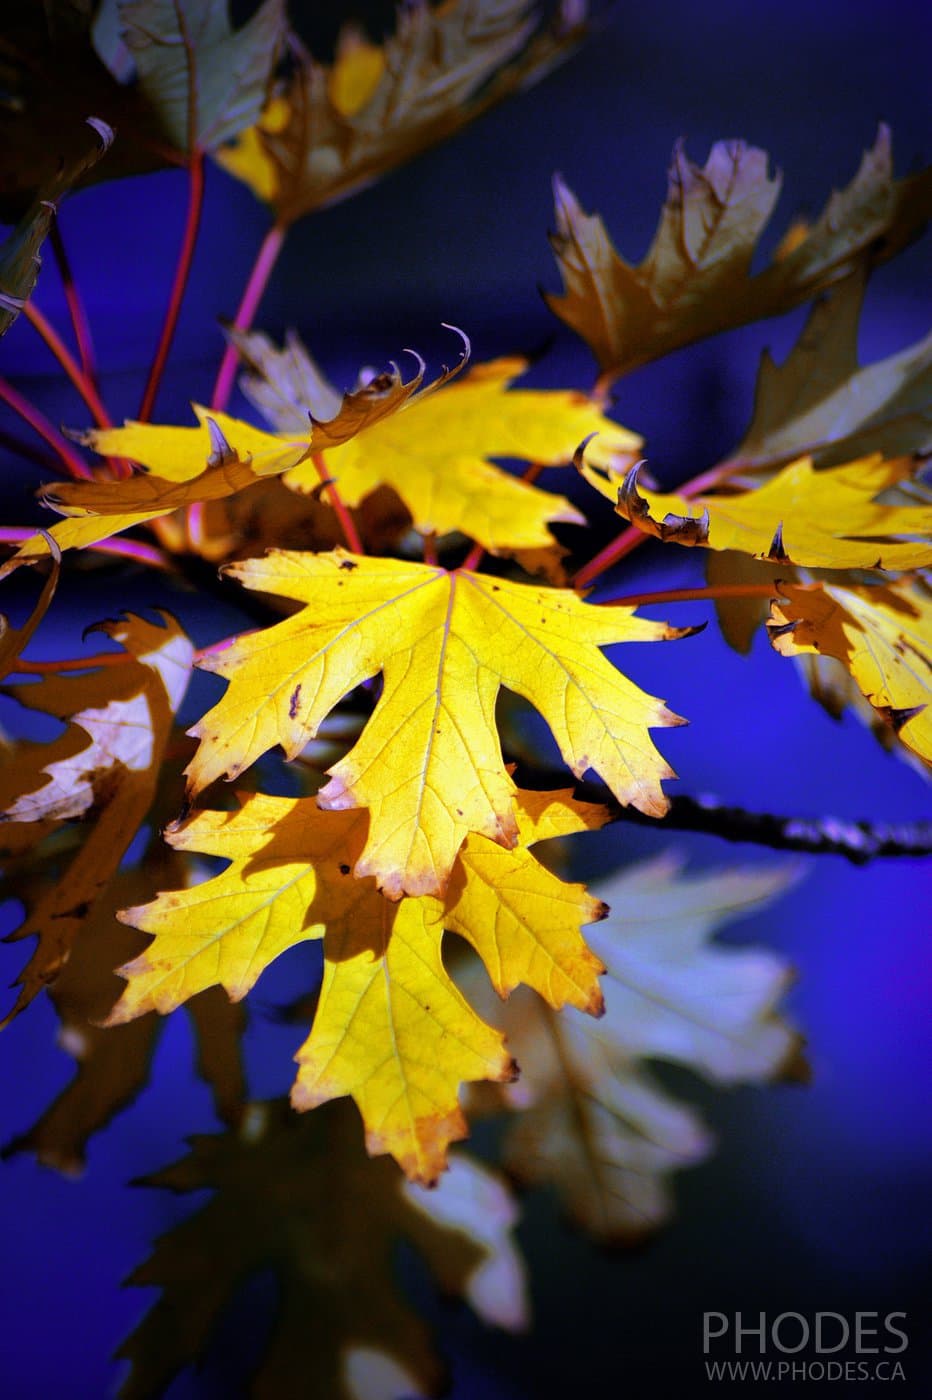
xmin=1 ymin=1 xmax=930 ymax=1395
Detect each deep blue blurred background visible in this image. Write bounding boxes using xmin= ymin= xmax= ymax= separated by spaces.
xmin=1 ymin=1 xmax=930 ymax=1395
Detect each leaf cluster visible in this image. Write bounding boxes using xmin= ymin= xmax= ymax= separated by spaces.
xmin=0 ymin=3 xmax=929 ymax=1395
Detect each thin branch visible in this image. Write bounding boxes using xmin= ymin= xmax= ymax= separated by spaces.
xmin=515 ymin=765 xmax=932 ymax=863
xmin=0 ymin=527 xmax=171 ymax=571
xmin=623 ymin=794 xmax=932 ymax=864
xmin=50 ymin=222 xmax=99 ymax=389
xmin=9 ymin=651 xmax=133 ymax=674
xmin=0 ymin=376 xmax=92 ymax=479
xmin=602 ymin=582 xmax=779 ymax=609
xmin=572 ymin=456 xmax=751 ymax=591
xmin=0 ymin=426 xmax=66 ymax=474
xmin=312 ymin=453 xmax=363 ymax=553
xmin=138 ymin=151 xmax=206 ymax=423
xmin=211 ymin=221 xmax=287 ymax=412
xmin=22 ymin=302 xmax=111 ymax=428
xmin=461 ymin=462 xmax=545 ymax=574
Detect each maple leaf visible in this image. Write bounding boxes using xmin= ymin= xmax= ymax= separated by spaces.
xmin=583 ymin=452 xmax=932 ymax=572
xmin=186 ymin=550 xmax=689 ymax=897
xmin=0 ymin=409 xmax=310 ymax=574
xmin=118 ymin=1100 xmax=527 ymax=1400
xmin=727 ymin=269 xmax=932 ymax=474
xmin=546 ymin=128 xmax=932 ymax=385
xmin=234 ymin=331 xmax=641 ymax=553
xmin=0 ymin=613 xmax=193 ymax=1023
xmin=108 ymin=787 xmax=608 ymax=1182
xmin=3 ymin=866 xmax=244 ymax=1173
xmin=0 ymin=539 xmax=60 ymax=682
xmin=214 ymin=0 xmax=586 ymax=223
xmin=477 ymin=854 xmax=802 ymax=1240
xmin=769 ymin=577 xmax=932 ymax=769
xmin=236 ymin=323 xmax=471 ymax=448
xmin=0 ymin=117 xmax=113 ymax=337
xmin=115 ymin=0 xmax=286 ymax=155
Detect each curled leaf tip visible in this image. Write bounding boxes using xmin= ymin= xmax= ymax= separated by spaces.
xmin=766 ymin=521 xmax=789 ymax=562
xmin=205 ymin=418 xmax=237 ymax=468
xmin=85 ymin=117 xmax=115 ymax=151
xmin=572 ymin=432 xmax=599 ymax=471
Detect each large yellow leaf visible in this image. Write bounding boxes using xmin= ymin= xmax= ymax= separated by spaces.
xmin=187 ymin=550 xmax=689 ymax=897
xmin=119 ymin=1101 xmax=526 ymax=1400
xmin=476 ymin=854 xmax=802 ymax=1240
xmin=280 ymin=354 xmax=640 ymax=553
xmin=0 ymin=613 xmax=193 ymax=1023
xmin=108 ymin=788 xmax=608 ymax=1181
xmin=546 ymin=128 xmax=932 ymax=385
xmin=214 ymin=0 xmax=584 ymax=222
xmin=769 ymin=577 xmax=932 ymax=769
xmin=0 ymin=408 xmax=310 ymax=573
xmin=584 ymin=452 xmax=932 ymax=571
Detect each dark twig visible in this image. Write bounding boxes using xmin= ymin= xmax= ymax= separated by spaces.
xmin=627 ymin=794 xmax=932 ymax=864
xmin=515 ymin=766 xmax=932 ymax=863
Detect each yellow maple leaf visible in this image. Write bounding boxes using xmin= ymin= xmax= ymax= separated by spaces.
xmin=0 ymin=409 xmax=309 ymax=573
xmin=108 ymin=787 xmax=608 ymax=1182
xmin=279 ymin=354 xmax=640 ymax=553
xmin=0 ymin=613 xmax=193 ymax=1023
xmin=187 ymin=549 xmax=689 ymax=897
xmin=582 ymin=452 xmax=932 ymax=572
xmin=768 ymin=577 xmax=932 ymax=768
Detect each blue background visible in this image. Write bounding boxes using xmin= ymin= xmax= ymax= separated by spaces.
xmin=1 ymin=1 xmax=930 ymax=1395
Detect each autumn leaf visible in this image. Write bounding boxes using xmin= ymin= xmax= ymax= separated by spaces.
xmin=727 ymin=269 xmax=932 ymax=474
xmin=115 ymin=0 xmax=286 ymax=156
xmin=546 ymin=128 xmax=932 ymax=385
xmin=237 ymin=323 xmax=472 ymax=448
xmin=3 ymin=866 xmax=244 ymax=1173
xmin=108 ymin=787 xmax=608 ymax=1181
xmin=0 ymin=409 xmax=310 ymax=573
xmin=118 ymin=1100 xmax=526 ymax=1400
xmin=214 ymin=0 xmax=586 ymax=222
xmin=234 ymin=332 xmax=642 ymax=553
xmin=0 ymin=117 xmax=113 ymax=337
xmin=0 ymin=613 xmax=193 ymax=1023
xmin=0 ymin=539 xmax=60 ymax=682
xmin=479 ymin=854 xmax=802 ymax=1240
xmin=584 ymin=453 xmax=932 ymax=572
xmin=187 ymin=550 xmax=689 ymax=897
xmin=769 ymin=577 xmax=932 ymax=769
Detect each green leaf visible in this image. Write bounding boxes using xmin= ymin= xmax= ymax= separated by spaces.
xmin=118 ymin=0 xmax=286 ymax=155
